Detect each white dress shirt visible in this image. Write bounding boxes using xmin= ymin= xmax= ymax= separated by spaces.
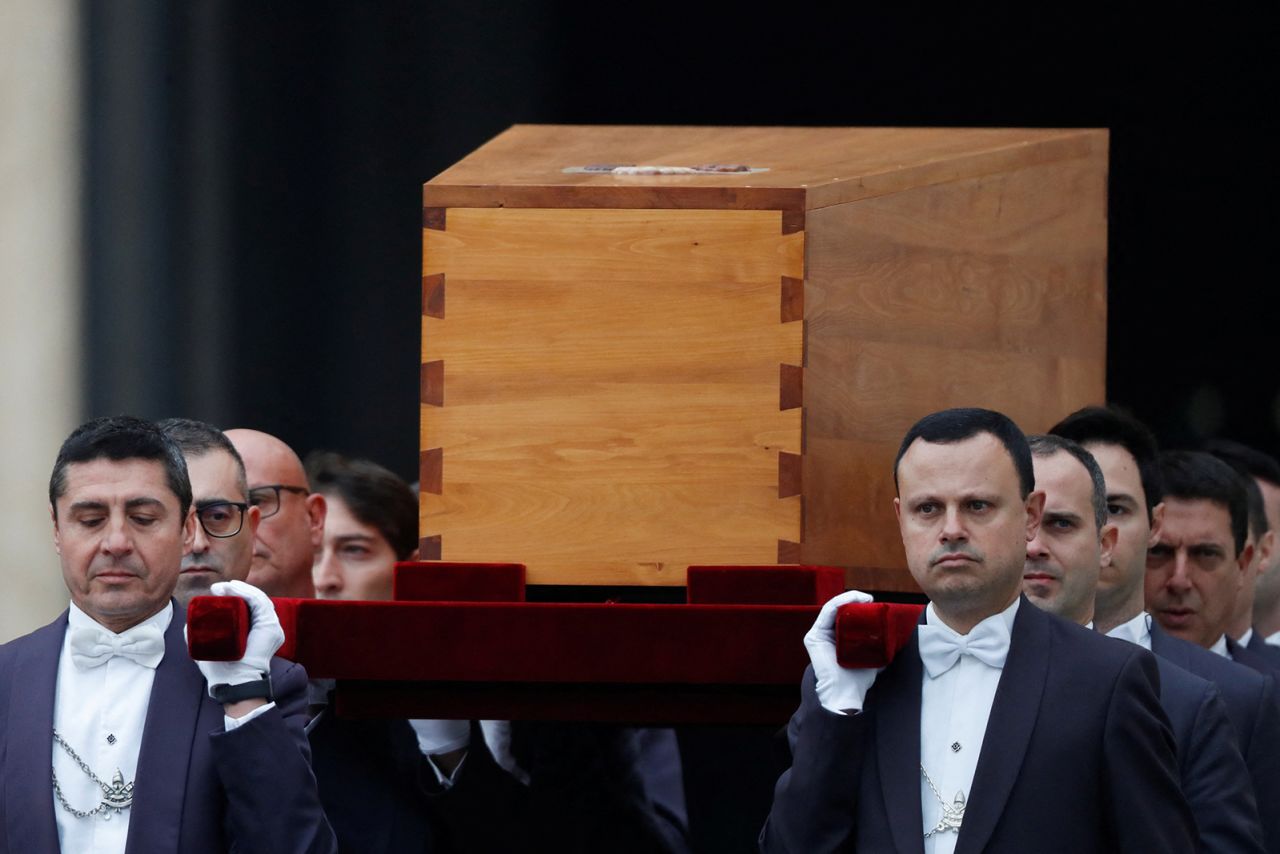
xmin=426 ymin=720 xmax=530 ymax=788
xmin=1210 ymin=634 xmax=1230 ymax=658
xmin=1106 ymin=611 xmax=1153 ymax=651
xmin=919 ymin=598 xmax=1018 ymax=854
xmin=1266 ymin=629 xmax=1280 ymax=648
xmin=53 ymin=603 xmax=171 ymax=854
xmin=1238 ymin=627 xmax=1255 ymax=647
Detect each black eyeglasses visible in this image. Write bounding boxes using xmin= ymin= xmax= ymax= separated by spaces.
xmin=196 ymin=501 xmax=249 ymax=538
xmin=247 ymin=484 xmax=310 ymax=519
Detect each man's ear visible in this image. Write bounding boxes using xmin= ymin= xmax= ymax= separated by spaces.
xmin=1099 ymin=521 xmax=1119 ymax=567
xmin=1024 ymin=490 xmax=1047 ymax=541
xmin=51 ymin=504 xmax=61 ymax=555
xmin=306 ymin=493 xmax=327 ymax=547
xmin=182 ymin=508 xmax=197 ymax=552
xmin=245 ymin=504 xmax=261 ymax=538
xmin=1148 ymin=502 xmax=1166 ymax=547
xmin=1237 ymin=541 xmax=1255 ymax=581
xmin=1256 ymin=529 xmax=1276 ymax=578
xmin=893 ymin=497 xmax=902 ymax=525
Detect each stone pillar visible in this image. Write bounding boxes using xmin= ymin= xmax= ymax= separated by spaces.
xmin=0 ymin=0 xmax=81 ymax=640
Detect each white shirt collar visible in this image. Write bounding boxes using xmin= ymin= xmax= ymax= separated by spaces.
xmin=924 ymin=595 xmax=1020 ymax=637
xmin=68 ymin=600 xmax=173 ymax=637
xmin=1105 ymin=611 xmax=1153 ymax=651
xmin=1210 ymin=634 xmax=1230 ymax=658
xmin=1238 ymin=627 xmax=1255 ymax=648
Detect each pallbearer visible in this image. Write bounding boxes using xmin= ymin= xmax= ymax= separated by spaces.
xmin=0 ymin=415 xmax=334 ymax=854
xmin=761 ymin=407 xmax=1194 ymax=853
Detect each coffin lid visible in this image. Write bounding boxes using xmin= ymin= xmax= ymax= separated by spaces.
xmin=422 ymin=124 xmax=1107 ymax=213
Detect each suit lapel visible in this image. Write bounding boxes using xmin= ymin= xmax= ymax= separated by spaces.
xmin=4 ymin=615 xmax=65 ymax=854
xmin=875 ymin=630 xmax=925 ymax=854
xmin=1148 ymin=622 xmax=1191 ymax=669
xmin=954 ymin=599 xmax=1050 ymax=854
xmin=124 ymin=605 xmax=206 ymax=854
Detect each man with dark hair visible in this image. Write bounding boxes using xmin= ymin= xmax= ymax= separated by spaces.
xmin=1021 ymin=434 xmax=1115 ymax=625
xmin=304 ymin=451 xmax=692 ymax=854
xmin=158 ymin=418 xmax=260 ymax=607
xmin=1053 ymin=406 xmax=1280 ymax=854
xmin=225 ymin=428 xmax=326 ymax=599
xmin=307 ymin=451 xmax=418 ymax=601
xmin=1022 ymin=433 xmax=1263 ymax=852
xmin=763 ymin=407 xmax=1194 ymax=853
xmin=1207 ymin=440 xmax=1280 ymax=655
xmin=1149 ymin=452 xmax=1254 ymax=653
xmin=0 ymin=415 xmax=335 ymax=853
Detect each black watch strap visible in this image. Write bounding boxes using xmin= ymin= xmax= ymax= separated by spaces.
xmin=211 ymin=675 xmax=273 ymax=705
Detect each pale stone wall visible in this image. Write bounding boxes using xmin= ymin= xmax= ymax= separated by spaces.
xmin=0 ymin=0 xmax=81 ymax=641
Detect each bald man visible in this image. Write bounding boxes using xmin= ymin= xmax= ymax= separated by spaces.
xmin=225 ymin=429 xmax=326 ymax=599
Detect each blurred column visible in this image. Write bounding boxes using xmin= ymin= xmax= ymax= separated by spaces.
xmin=0 ymin=0 xmax=82 ymax=640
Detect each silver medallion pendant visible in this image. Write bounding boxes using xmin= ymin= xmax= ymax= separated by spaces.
xmin=921 ymin=763 xmax=967 ymax=839
xmin=102 ymin=770 xmax=134 ymax=812
xmin=930 ymin=791 xmax=965 ymax=836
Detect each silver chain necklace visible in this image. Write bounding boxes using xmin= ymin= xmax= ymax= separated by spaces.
xmin=51 ymin=729 xmax=134 ymax=820
xmin=920 ymin=763 xmax=966 ymax=838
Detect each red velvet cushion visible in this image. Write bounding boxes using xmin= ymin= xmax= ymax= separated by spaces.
xmin=293 ymin=600 xmax=816 ymax=684
xmin=836 ymin=602 xmax=924 ymax=668
xmin=186 ymin=595 xmax=303 ymax=661
xmin=186 ymin=596 xmax=248 ymax=661
xmin=685 ymin=564 xmax=846 ymax=605
xmin=394 ymin=561 xmax=527 ymax=602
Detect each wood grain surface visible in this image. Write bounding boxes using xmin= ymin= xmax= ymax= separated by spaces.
xmin=420 ymin=128 xmax=1107 ymax=590
xmin=423 ymin=125 xmax=1105 ymax=212
xmin=801 ymin=147 xmax=1108 ymax=590
xmin=423 ymin=207 xmax=803 ymax=585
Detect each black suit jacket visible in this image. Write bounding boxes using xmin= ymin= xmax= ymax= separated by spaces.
xmin=428 ymin=721 xmax=692 ymax=854
xmin=761 ymin=601 xmax=1195 ymax=854
xmin=1232 ymin=634 xmax=1280 ymax=677
xmin=1149 ymin=654 xmax=1264 ymax=852
xmin=1246 ymin=631 xmax=1280 ymax=666
xmin=309 ymin=710 xmax=443 ymax=853
xmin=1150 ymin=623 xmax=1280 ymax=854
xmin=0 ymin=606 xmax=336 ymax=854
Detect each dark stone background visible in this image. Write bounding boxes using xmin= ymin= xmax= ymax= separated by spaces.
xmin=83 ymin=3 xmax=1280 ymax=478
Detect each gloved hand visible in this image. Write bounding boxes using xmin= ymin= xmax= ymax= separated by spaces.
xmin=805 ymin=589 xmax=882 ymax=715
xmin=191 ymin=580 xmax=284 ymax=695
xmin=409 ymin=718 xmax=471 ymax=756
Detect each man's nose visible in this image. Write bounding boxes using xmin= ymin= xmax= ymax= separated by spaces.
xmin=940 ymin=506 xmax=968 ymax=543
xmin=99 ymin=515 xmax=133 ymax=557
xmin=1167 ymin=550 xmax=1193 ymax=592
xmin=312 ymin=551 xmax=343 ymax=594
xmin=189 ymin=521 xmax=212 ymax=555
xmin=1026 ymin=530 xmax=1049 ymax=562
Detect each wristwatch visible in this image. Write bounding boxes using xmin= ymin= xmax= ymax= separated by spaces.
xmin=211 ymin=675 xmax=274 ymax=705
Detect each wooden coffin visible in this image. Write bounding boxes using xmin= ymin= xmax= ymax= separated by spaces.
xmin=421 ymin=125 xmax=1107 ymax=591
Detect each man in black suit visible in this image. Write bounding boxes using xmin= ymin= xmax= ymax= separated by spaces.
xmin=306 ymin=451 xmax=691 ymax=854
xmin=0 ymin=415 xmax=335 ymax=853
xmin=1053 ymin=406 xmax=1280 ymax=854
xmin=1149 ymin=451 xmax=1276 ymax=670
xmin=1208 ymin=440 xmax=1280 ymax=666
xmin=1021 ymin=433 xmax=1262 ymax=852
xmin=761 ymin=408 xmax=1194 ymax=853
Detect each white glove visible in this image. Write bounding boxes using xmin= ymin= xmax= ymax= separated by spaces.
xmin=192 ymin=580 xmax=284 ymax=694
xmin=805 ymin=589 xmax=882 ymax=715
xmin=409 ymin=718 xmax=471 ymax=756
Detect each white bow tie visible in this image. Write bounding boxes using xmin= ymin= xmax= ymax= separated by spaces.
xmin=917 ymin=617 xmax=1011 ymax=678
xmin=69 ymin=624 xmax=166 ymax=670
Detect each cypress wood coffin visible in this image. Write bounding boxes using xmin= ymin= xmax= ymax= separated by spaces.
xmin=421 ymin=125 xmax=1107 ymax=593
